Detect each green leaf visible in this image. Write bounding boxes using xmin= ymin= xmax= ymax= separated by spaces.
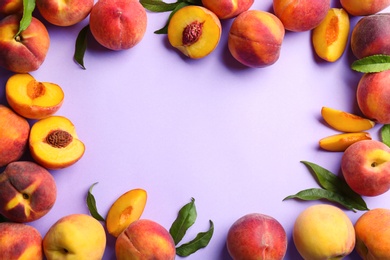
xmin=381 ymin=125 xmax=390 ymax=147
xmin=74 ymin=25 xmax=90 ymax=70
xmin=154 ymin=1 xmax=189 ymax=34
xmin=176 ymin=220 xmax=214 ymax=257
xmin=15 ymin=0 xmax=36 ymax=37
xmin=140 ymin=0 xmax=180 ymax=12
xmin=351 ymin=54 xmax=390 ymax=73
xmin=169 ymin=198 xmax=197 ymax=245
xmin=86 ymin=182 xmax=105 ymax=221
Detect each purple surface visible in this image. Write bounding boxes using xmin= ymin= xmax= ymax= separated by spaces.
xmin=1 ymin=1 xmax=389 ymax=259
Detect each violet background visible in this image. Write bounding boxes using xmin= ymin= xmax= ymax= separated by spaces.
xmin=0 ymin=1 xmax=389 ymax=259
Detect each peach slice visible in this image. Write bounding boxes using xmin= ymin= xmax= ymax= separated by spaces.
xmin=167 ymin=5 xmax=222 ymax=59
xmin=312 ymin=8 xmax=350 ymax=62
xmin=319 ymin=132 xmax=372 ymax=152
xmin=106 ymin=188 xmax=147 ymax=237
xmin=29 ymin=116 xmax=85 ymax=170
xmin=321 ymin=107 xmax=375 ymax=132
xmin=6 ymin=73 xmax=64 ymax=119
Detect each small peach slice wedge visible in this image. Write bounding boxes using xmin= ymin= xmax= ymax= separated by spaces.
xmin=319 ymin=132 xmax=372 ymax=152
xmin=6 ymin=73 xmax=64 ymax=119
xmin=29 ymin=116 xmax=85 ymax=170
xmin=167 ymin=5 xmax=222 ymax=59
xmin=312 ymin=8 xmax=350 ymax=62
xmin=106 ymin=188 xmax=147 ymax=237
xmin=321 ymin=107 xmax=375 ymax=132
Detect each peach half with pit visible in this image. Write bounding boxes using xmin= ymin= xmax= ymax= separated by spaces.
xmin=340 ymin=0 xmax=390 ymax=16
xmin=106 ymin=188 xmax=147 ymax=237
xmin=0 ymin=14 xmax=50 ymax=73
xmin=228 ymin=10 xmax=285 ymax=68
xmin=0 ymin=104 xmax=30 ymax=167
xmin=0 ymin=0 xmax=23 ymax=16
xmin=0 ymin=222 xmax=43 ymax=260
xmin=167 ymin=5 xmax=222 ymax=59
xmin=201 ymin=0 xmax=254 ymax=19
xmin=0 ymin=161 xmax=57 ymax=223
xmin=6 ymin=73 xmax=64 ymax=120
xmin=29 ymin=116 xmax=85 ymax=170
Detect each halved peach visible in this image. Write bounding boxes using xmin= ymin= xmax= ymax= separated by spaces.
xmin=29 ymin=116 xmax=85 ymax=170
xmin=167 ymin=6 xmax=222 ymax=59
xmin=321 ymin=107 xmax=375 ymax=132
xmin=319 ymin=132 xmax=372 ymax=152
xmin=6 ymin=73 xmax=64 ymax=119
xmin=106 ymin=188 xmax=147 ymax=237
xmin=312 ymin=8 xmax=350 ymax=62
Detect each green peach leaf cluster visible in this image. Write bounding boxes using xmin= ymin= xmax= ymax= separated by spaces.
xmin=351 ymin=54 xmax=390 ymax=73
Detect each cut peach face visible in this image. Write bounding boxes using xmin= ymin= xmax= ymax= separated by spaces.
xmin=167 ymin=5 xmax=222 ymax=59
xmin=29 ymin=116 xmax=85 ymax=170
xmin=321 ymin=107 xmax=375 ymax=132
xmin=312 ymin=8 xmax=350 ymax=62
xmin=319 ymin=132 xmax=372 ymax=152
xmin=6 ymin=73 xmax=64 ymax=119
xmin=106 ymin=188 xmax=147 ymax=237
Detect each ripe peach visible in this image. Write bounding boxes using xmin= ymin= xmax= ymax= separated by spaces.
xmin=0 ymin=222 xmax=43 ymax=260
xmin=228 ymin=10 xmax=285 ymax=68
xmin=226 ymin=213 xmax=287 ymax=260
xmin=201 ymin=0 xmax=254 ymax=19
xmin=6 ymin=73 xmax=64 ymax=119
xmin=115 ymin=219 xmax=176 ymax=260
xmin=0 ymin=14 xmax=50 ymax=73
xmin=36 ymin=0 xmax=94 ymax=26
xmin=89 ymin=0 xmax=147 ymax=51
xmin=0 ymin=161 xmax=57 ymax=223
xmin=0 ymin=104 xmax=29 ymax=167
xmin=340 ymin=0 xmax=390 ymax=16
xmin=29 ymin=116 xmax=85 ymax=170
xmin=351 ymin=13 xmax=390 ymax=59
xmin=273 ymin=0 xmax=331 ymax=32
xmin=167 ymin=5 xmax=222 ymax=59
xmin=355 ymin=208 xmax=390 ymax=259
xmin=356 ymin=70 xmax=390 ymax=124
xmin=341 ymin=140 xmax=390 ymax=196
xmin=0 ymin=0 xmax=22 ymax=16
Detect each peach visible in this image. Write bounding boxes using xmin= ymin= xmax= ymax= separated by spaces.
xmin=167 ymin=5 xmax=222 ymax=59
xmin=0 ymin=0 xmax=22 ymax=16
xmin=89 ymin=0 xmax=147 ymax=51
xmin=351 ymin=13 xmax=390 ymax=59
xmin=356 ymin=70 xmax=390 ymax=124
xmin=355 ymin=208 xmax=390 ymax=259
xmin=0 ymin=222 xmax=43 ymax=260
xmin=341 ymin=140 xmax=390 ymax=196
xmin=226 ymin=213 xmax=287 ymax=260
xmin=106 ymin=188 xmax=147 ymax=237
xmin=293 ymin=204 xmax=355 ymax=259
xmin=273 ymin=0 xmax=331 ymax=32
xmin=340 ymin=0 xmax=390 ymax=16
xmin=228 ymin=10 xmax=285 ymax=68
xmin=115 ymin=219 xmax=176 ymax=260
xmin=201 ymin=0 xmax=254 ymax=19
xmin=0 ymin=14 xmax=50 ymax=73
xmin=36 ymin=0 xmax=94 ymax=26
xmin=0 ymin=104 xmax=29 ymax=167
xmin=319 ymin=132 xmax=372 ymax=152
xmin=0 ymin=161 xmax=57 ymax=223
xmin=312 ymin=8 xmax=350 ymax=62
xmin=6 ymin=73 xmax=64 ymax=119
xmin=29 ymin=116 xmax=85 ymax=170
xmin=43 ymin=213 xmax=106 ymax=260
xmin=321 ymin=106 xmax=376 ymax=132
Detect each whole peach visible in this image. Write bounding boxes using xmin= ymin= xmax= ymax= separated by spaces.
xmin=341 ymin=0 xmax=390 ymax=16
xmin=201 ymin=0 xmax=254 ymax=19
xmin=115 ymin=219 xmax=176 ymax=260
xmin=228 ymin=10 xmax=285 ymax=68
xmin=89 ymin=0 xmax=147 ymax=51
xmin=226 ymin=213 xmax=287 ymax=260
xmin=356 ymin=70 xmax=390 ymax=124
xmin=351 ymin=13 xmax=390 ymax=59
xmin=0 ymin=14 xmax=50 ymax=73
xmin=273 ymin=0 xmax=331 ymax=31
xmin=0 ymin=0 xmax=23 ymax=15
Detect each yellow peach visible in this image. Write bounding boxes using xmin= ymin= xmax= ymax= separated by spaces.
xmin=340 ymin=0 xmax=390 ymax=16
xmin=0 ymin=0 xmax=23 ymax=15
xmin=319 ymin=132 xmax=372 ymax=152
xmin=201 ymin=0 xmax=254 ymax=19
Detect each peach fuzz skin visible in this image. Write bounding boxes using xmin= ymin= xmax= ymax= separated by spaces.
xmin=0 ymin=15 xmax=50 ymax=73
xmin=340 ymin=0 xmax=390 ymax=16
xmin=201 ymin=0 xmax=254 ymax=19
xmin=0 ymin=0 xmax=23 ymax=15
xmin=228 ymin=10 xmax=285 ymax=68
xmin=0 ymin=222 xmax=43 ymax=260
